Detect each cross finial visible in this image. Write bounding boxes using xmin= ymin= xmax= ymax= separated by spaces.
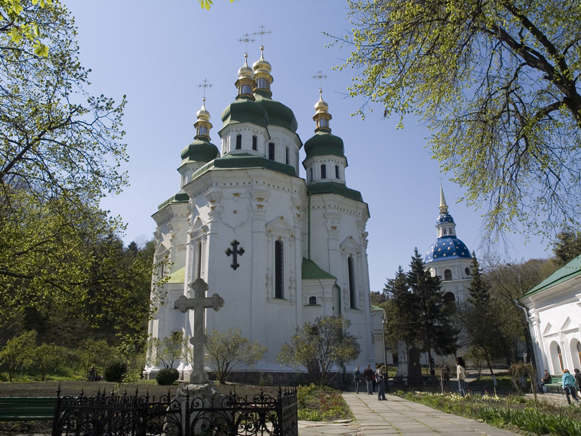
xmin=313 ymin=70 xmax=327 ymax=92
xmin=254 ymin=25 xmax=272 ymax=46
xmin=238 ymin=32 xmax=255 ymax=54
xmin=198 ymin=79 xmax=213 ymax=99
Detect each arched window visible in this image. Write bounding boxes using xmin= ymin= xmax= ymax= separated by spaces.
xmin=578 ymin=341 xmax=581 ymax=366
xmin=571 ymin=339 xmax=581 ymax=368
xmin=196 ymin=241 xmax=202 ymax=279
xmin=309 ymin=296 xmax=317 ymax=305
xmin=240 ymin=84 xmax=251 ymax=95
xmin=236 ymin=134 xmax=242 ymax=149
xmin=321 ymin=164 xmax=327 ymax=179
xmin=550 ymin=342 xmax=563 ymax=373
xmin=443 ymin=292 xmax=456 ymax=314
xmin=558 ymin=345 xmax=564 ymax=371
xmin=444 ymin=269 xmax=452 ymax=281
xmin=252 ymin=135 xmax=257 ymax=150
xmin=319 ymin=118 xmax=329 ymax=128
xmin=268 ymin=143 xmax=275 ymax=161
xmin=198 ymin=126 xmax=208 ymax=136
xmin=257 ymin=78 xmax=269 ymax=90
xmin=275 ymin=240 xmax=284 ymax=299
xmin=348 ymin=255 xmax=356 ymax=309
xmin=335 ymin=165 xmax=339 ymax=179
xmin=465 ymin=267 xmax=471 ymax=276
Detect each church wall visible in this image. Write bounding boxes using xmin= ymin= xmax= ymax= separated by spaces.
xmin=181 ymin=167 xmax=308 ymax=371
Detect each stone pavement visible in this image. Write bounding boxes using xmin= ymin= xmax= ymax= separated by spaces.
xmin=299 ymin=392 xmax=520 ymax=436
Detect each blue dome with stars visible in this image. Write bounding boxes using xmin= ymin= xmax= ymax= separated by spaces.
xmin=424 ymin=236 xmax=472 ymax=263
xmin=437 ymin=213 xmax=454 ymax=224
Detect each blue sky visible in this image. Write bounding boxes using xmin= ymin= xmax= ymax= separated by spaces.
xmin=63 ymin=0 xmax=551 ymax=293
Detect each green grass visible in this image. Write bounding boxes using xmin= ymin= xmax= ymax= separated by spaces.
xmin=396 ymin=391 xmax=581 ymax=435
xmin=297 ymin=384 xmax=352 ymax=422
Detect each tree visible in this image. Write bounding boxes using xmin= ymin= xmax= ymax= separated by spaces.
xmin=553 ymin=229 xmax=581 ymax=265
xmin=33 ymin=343 xmax=66 ymax=381
xmin=277 ymin=316 xmax=361 ymax=386
xmin=198 ymin=0 xmax=236 ymax=10
xmin=147 ymin=333 xmax=188 ymax=370
xmin=0 ymin=330 xmax=36 ymax=381
xmin=381 ymin=250 xmax=458 ymax=368
xmin=339 ymin=0 xmax=581 ymax=239
xmin=203 ymin=328 xmax=267 ymax=384
xmin=0 ymin=0 xmax=51 ymax=56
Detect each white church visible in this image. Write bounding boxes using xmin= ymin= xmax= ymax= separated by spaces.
xmin=145 ymin=49 xmax=378 ymax=382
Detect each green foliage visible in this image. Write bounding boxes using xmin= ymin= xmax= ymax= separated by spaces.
xmin=277 ymin=316 xmax=360 ymax=387
xmin=103 ymin=361 xmax=128 ymax=383
xmin=77 ymin=339 xmax=121 ymax=373
xmin=198 ymin=0 xmax=236 ymax=11
xmin=156 ymin=368 xmax=179 ymax=386
xmin=553 ymin=229 xmax=581 ymax=265
xmin=147 ymin=332 xmax=188 ymax=370
xmin=0 ymin=330 xmax=36 ymax=381
xmin=338 ymin=0 xmax=581 ymax=240
xmin=382 ymin=249 xmax=458 ymax=360
xmin=296 ymin=384 xmax=352 ymax=421
xmin=204 ymin=328 xmax=267 ymax=384
xmin=33 ymin=343 xmax=66 ymax=381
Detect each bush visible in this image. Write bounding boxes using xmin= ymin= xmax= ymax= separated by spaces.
xmin=104 ymin=361 xmax=127 ymax=383
xmin=156 ymin=368 xmax=179 ymax=385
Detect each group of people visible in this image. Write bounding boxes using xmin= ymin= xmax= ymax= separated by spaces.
xmin=353 ymin=364 xmax=387 ymax=401
xmin=538 ymin=368 xmax=581 ymax=404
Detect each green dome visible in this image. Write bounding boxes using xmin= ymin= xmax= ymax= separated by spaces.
xmin=221 ymin=97 xmax=269 ymax=129
xmin=304 ymin=131 xmax=345 ymax=160
xmin=181 ymin=137 xmax=219 ymax=164
xmin=254 ymin=90 xmax=298 ymax=132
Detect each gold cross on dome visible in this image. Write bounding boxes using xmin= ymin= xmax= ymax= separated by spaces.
xmin=238 ymin=32 xmax=255 ymax=53
xmin=254 ymin=25 xmax=272 ymax=46
xmin=313 ymin=70 xmax=327 ymax=92
xmin=198 ymin=79 xmax=213 ymax=98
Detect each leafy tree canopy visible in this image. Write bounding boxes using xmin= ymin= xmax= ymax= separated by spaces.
xmin=552 ymin=228 xmax=581 ymax=265
xmin=338 ymin=0 xmax=581 ymax=240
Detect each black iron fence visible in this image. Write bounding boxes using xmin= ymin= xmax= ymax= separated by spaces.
xmin=52 ymin=386 xmax=298 ymax=436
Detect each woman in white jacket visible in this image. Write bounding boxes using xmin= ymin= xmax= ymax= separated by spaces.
xmin=456 ymin=357 xmax=467 ymax=397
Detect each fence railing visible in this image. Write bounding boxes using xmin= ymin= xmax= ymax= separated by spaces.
xmin=52 ymin=386 xmax=298 ymax=436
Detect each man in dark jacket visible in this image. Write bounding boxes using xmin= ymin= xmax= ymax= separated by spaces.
xmin=538 ymin=370 xmax=552 ymax=393
xmin=363 ymin=365 xmax=374 ymax=395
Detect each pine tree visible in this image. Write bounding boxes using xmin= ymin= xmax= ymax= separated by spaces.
xmin=467 ymin=253 xmax=490 ymax=307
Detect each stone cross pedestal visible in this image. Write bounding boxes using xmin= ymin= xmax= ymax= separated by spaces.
xmin=175 ymin=278 xmax=224 ymax=384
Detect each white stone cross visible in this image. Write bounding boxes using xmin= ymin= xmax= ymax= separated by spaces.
xmin=174 ymin=278 xmax=224 ymax=384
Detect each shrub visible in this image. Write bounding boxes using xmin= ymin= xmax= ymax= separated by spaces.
xmin=104 ymin=361 xmax=127 ymax=383
xmin=156 ymin=368 xmax=179 ymax=385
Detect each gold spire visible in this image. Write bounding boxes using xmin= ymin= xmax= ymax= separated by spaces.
xmin=235 ymin=53 xmax=256 ymax=100
xmin=237 ymin=53 xmax=253 ymax=80
xmin=194 ymin=98 xmax=212 ymax=139
xmin=439 ymin=184 xmax=448 ymax=214
xmin=313 ymin=89 xmax=332 ymax=132
xmin=253 ymin=46 xmax=273 ymax=93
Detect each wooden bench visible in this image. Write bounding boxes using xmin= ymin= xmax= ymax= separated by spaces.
xmin=543 ymin=375 xmax=563 ymax=394
xmin=0 ymin=397 xmax=56 ymax=421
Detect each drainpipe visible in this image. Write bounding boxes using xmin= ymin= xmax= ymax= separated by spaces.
xmin=514 ymin=299 xmax=538 ymax=370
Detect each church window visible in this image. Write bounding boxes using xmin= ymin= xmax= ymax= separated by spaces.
xmin=275 ymin=240 xmax=284 ymax=299
xmin=558 ymin=345 xmax=564 ymax=371
xmin=257 ymin=78 xmax=269 ymax=90
xmin=309 ymin=167 xmax=313 ymax=182
xmin=240 ymin=84 xmax=251 ymax=95
xmin=465 ymin=267 xmax=471 ymax=276
xmin=321 ymin=164 xmax=327 ymax=179
xmin=285 ymin=147 xmax=289 ymax=165
xmin=198 ymin=126 xmax=208 ymax=136
xmin=444 ymin=269 xmax=452 ymax=280
xmin=269 ymin=143 xmax=275 ymax=161
xmin=236 ymin=134 xmax=242 ymax=150
xmin=443 ymin=292 xmax=456 ymax=314
xmin=309 ymin=296 xmax=317 ymax=305
xmin=348 ymin=255 xmax=356 ymax=309
xmin=335 ymin=165 xmax=339 ymax=179
xmin=443 ymin=229 xmax=447 ymax=235
xmin=252 ymin=136 xmax=257 ymax=150
xmin=196 ymin=241 xmax=202 ymax=279
xmin=319 ymin=118 xmax=329 ymax=128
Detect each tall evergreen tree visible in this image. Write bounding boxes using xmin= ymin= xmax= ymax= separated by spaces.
xmin=467 ymin=253 xmax=490 ymax=307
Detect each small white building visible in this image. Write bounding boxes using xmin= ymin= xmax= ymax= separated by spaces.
xmin=520 ymin=256 xmax=581 ymax=375
xmin=146 ymin=49 xmax=381 ymax=381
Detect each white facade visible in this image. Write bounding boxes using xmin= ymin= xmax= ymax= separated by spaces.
xmin=520 ymin=257 xmax=581 ymax=376
xmin=146 ymin=50 xmax=378 ymax=378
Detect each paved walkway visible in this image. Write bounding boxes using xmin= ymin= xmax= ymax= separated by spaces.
xmin=299 ymin=393 xmax=520 ymax=436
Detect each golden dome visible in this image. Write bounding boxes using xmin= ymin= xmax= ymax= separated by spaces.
xmin=314 ymin=89 xmax=328 ymax=114
xmin=253 ymin=46 xmax=272 ymax=74
xmin=238 ymin=53 xmax=253 ymax=79
xmin=196 ymin=98 xmax=210 ymax=122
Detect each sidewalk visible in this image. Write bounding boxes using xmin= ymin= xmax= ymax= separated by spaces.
xmin=299 ymin=392 xmax=520 ymax=436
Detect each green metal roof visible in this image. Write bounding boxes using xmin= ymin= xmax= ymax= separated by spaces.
xmin=254 ymin=90 xmax=298 ymax=132
xmin=307 ymin=182 xmax=364 ymax=203
xmin=303 ymin=130 xmax=346 ymax=161
xmin=302 ymin=258 xmax=336 ymax=280
xmin=167 ymin=266 xmax=185 ymax=284
xmin=181 ymin=137 xmax=219 ymax=164
xmin=190 ymin=153 xmax=298 ymax=179
xmin=220 ymin=96 xmax=269 ymax=131
xmin=158 ymin=191 xmax=189 ymax=210
xmin=520 ymin=255 xmax=581 ymax=299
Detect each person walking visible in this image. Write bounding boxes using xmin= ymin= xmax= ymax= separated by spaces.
xmin=353 ymin=366 xmax=361 ymax=394
xmin=376 ymin=365 xmax=387 ymax=401
xmin=538 ymin=370 xmax=552 ymax=394
xmin=363 ymin=365 xmax=374 ymax=395
xmin=574 ymin=369 xmax=581 ymax=396
xmin=456 ymin=357 xmax=467 ymax=397
xmin=562 ymin=369 xmax=580 ymax=404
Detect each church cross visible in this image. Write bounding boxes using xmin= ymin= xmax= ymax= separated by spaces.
xmin=312 ymin=70 xmax=327 ymax=91
xmin=174 ymin=278 xmax=224 ymax=384
xmin=225 ymin=240 xmax=244 ymax=270
xmin=238 ymin=32 xmax=255 ymax=53
xmin=253 ymin=25 xmax=272 ymax=46
xmin=198 ymin=79 xmax=213 ymax=98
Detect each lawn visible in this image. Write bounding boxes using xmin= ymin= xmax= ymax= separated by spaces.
xmin=395 ymin=390 xmax=581 ymax=435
